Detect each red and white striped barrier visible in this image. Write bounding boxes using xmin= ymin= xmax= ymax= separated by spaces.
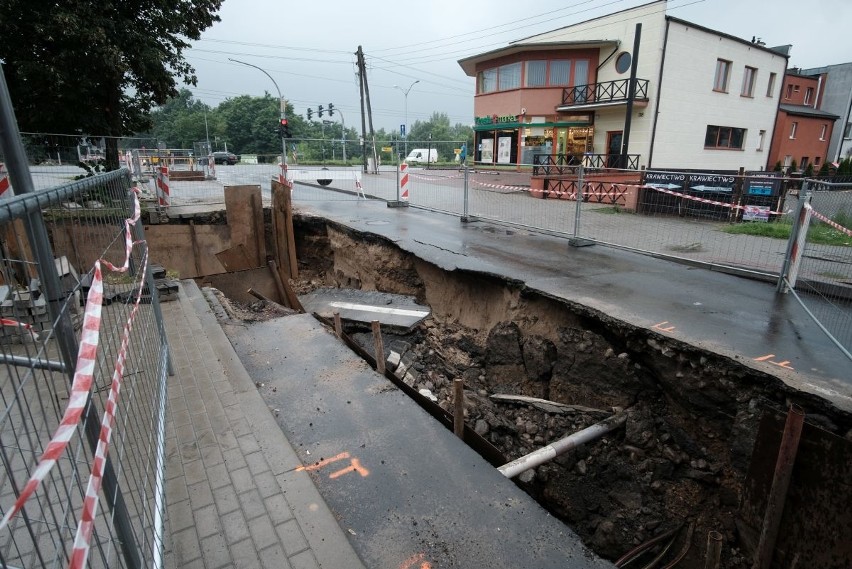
xmin=399 ymin=162 xmax=409 ymax=201
xmin=0 ymin=162 xmax=11 ymax=198
xmin=471 ymin=179 xmax=531 ymax=192
xmin=156 ymin=166 xmax=170 ymax=206
xmin=0 ymin=318 xmax=40 ymax=341
xmin=806 ymin=203 xmax=852 ymax=237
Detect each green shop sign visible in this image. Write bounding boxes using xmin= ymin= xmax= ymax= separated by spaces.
xmin=475 ymin=114 xmax=518 ymax=125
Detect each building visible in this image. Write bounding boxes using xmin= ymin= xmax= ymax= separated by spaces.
xmin=767 ymin=71 xmax=838 ymax=172
xmin=799 ymin=62 xmax=852 ymax=164
xmin=457 ymin=0 xmax=789 ymax=171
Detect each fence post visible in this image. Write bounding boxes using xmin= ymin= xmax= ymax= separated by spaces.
xmin=776 ymin=182 xmax=812 ymax=293
xmin=462 ymin=164 xmax=470 ymax=221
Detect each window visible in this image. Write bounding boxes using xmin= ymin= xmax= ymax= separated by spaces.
xmin=549 ymin=60 xmax=571 ymax=85
xmin=615 ymin=52 xmax=632 ymax=74
xmin=714 ymin=59 xmax=731 ymax=92
xmin=705 ymin=125 xmax=746 ymax=149
xmin=498 ymin=62 xmax=521 ymax=90
xmin=801 ymin=157 xmax=809 ymax=170
xmin=790 ymin=122 xmax=798 ymax=139
xmin=741 ymin=66 xmax=757 ymax=97
xmin=785 ymin=84 xmax=793 ymax=99
xmin=574 ymin=60 xmax=590 ymax=87
xmin=525 ymin=61 xmax=547 ymax=87
xmin=846 ymin=122 xmax=852 ymax=139
xmin=767 ymin=72 xmax=777 ymax=97
xmin=479 ymin=68 xmax=497 ymax=94
xmin=815 ymin=157 xmax=821 ymax=167
xmin=784 ymin=155 xmax=792 ymax=168
xmin=804 ymin=87 xmax=814 ymax=105
xmin=820 ymin=125 xmax=827 ymax=140
xmin=757 ymin=130 xmax=766 ymax=151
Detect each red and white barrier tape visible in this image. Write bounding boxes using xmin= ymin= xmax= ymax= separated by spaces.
xmin=0 ymin=262 xmax=104 ymax=532
xmin=472 ymin=179 xmax=531 ymax=192
xmin=70 ymin=248 xmax=149 ymax=569
xmin=644 ymin=185 xmax=786 ymax=215
xmin=1 ymin=318 xmax=40 ymax=341
xmin=806 ymin=203 xmax=852 ymax=237
xmin=0 ymin=188 xmax=148 ymax=564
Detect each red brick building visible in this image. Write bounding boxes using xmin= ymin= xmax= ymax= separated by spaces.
xmin=767 ymin=72 xmax=839 ymax=172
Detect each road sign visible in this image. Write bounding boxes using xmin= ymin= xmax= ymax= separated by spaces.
xmin=381 ymin=147 xmax=393 ymax=152
xmin=400 ymin=124 xmax=406 ymax=136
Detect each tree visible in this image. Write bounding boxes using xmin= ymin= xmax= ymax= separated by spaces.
xmin=0 ymin=0 xmax=223 ymax=168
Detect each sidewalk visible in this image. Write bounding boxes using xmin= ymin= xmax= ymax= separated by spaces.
xmin=160 ymin=279 xmax=365 ymax=569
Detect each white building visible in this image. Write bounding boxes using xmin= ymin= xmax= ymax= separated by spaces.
xmin=458 ymin=0 xmax=789 ymax=171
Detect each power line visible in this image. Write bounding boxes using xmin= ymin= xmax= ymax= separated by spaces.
xmin=188 ymin=47 xmax=353 ymax=65
xmin=195 ymin=37 xmax=352 ymax=55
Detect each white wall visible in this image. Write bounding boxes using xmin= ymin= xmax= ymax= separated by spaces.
xmin=651 ymin=20 xmax=788 ymax=170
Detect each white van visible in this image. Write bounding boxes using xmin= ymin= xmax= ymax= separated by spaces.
xmin=405 ymin=148 xmax=438 ymax=164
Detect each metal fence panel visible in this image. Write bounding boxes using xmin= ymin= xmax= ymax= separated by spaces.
xmin=0 ymin=169 xmax=169 ymax=568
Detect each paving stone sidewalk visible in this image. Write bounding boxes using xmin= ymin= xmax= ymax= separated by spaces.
xmin=160 ymin=280 xmax=365 ymax=569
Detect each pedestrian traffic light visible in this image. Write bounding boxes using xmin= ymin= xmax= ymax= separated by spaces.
xmin=307 ymin=108 xmax=313 ymax=120
xmin=279 ymin=118 xmax=291 ymax=139
xmin=327 ymin=103 xmax=334 ymax=116
xmin=318 ymin=105 xmax=324 ymax=118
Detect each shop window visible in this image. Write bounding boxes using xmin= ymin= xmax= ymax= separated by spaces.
xmin=498 ymin=62 xmax=521 ymax=91
xmin=705 ymin=125 xmax=745 ymax=149
xmin=550 ymin=60 xmax=571 ymax=86
xmin=525 ymin=61 xmax=547 ymax=87
xmin=741 ymin=66 xmax=756 ymax=97
xmin=714 ymin=59 xmax=731 ymax=92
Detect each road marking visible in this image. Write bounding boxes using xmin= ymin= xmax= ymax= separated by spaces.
xmin=297 ymin=451 xmax=370 ymax=479
xmin=329 ymin=301 xmax=430 ymax=318
xmin=329 ymin=458 xmax=370 ymax=479
xmin=400 ymin=553 xmax=432 ymax=569
xmin=296 ymin=452 xmax=350 ymax=472
xmin=754 ymin=354 xmax=794 ymax=370
xmin=652 ymin=321 xmax=676 ymax=332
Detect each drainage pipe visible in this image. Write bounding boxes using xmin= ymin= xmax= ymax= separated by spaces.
xmin=752 ymin=404 xmax=805 ymax=569
xmin=498 ymin=411 xmax=626 ymax=478
xmin=704 ymin=530 xmax=723 ymax=569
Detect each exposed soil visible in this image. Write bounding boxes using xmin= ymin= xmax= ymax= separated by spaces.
xmin=215 ymin=211 xmax=852 ymax=568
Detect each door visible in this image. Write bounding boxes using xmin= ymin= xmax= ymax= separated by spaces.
xmin=607 ymin=131 xmax=623 ymax=168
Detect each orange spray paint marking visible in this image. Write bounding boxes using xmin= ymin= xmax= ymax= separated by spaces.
xmin=296 ymin=452 xmax=350 ymax=472
xmin=754 ymin=354 xmax=794 ymax=370
xmin=652 ymin=321 xmax=676 ymax=332
xmin=329 ymin=458 xmax=370 ymax=479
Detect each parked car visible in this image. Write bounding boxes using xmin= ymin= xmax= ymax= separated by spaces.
xmin=212 ymin=151 xmax=238 ymax=165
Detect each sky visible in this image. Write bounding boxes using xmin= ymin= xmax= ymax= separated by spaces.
xmin=185 ymin=0 xmax=852 ymax=133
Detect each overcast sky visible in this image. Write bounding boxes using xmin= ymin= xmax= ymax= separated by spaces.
xmin=185 ymin=0 xmax=852 ymax=132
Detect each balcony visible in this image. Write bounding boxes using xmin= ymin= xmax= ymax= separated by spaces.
xmin=559 ymin=78 xmax=650 ymax=110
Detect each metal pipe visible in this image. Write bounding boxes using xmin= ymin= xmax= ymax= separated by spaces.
xmin=463 ymin=164 xmax=470 ymax=220
xmin=453 ymin=378 xmax=464 ymax=439
xmin=752 ymin=404 xmax=805 ymax=569
xmin=0 ymin=354 xmax=67 ymax=373
xmin=499 ymin=412 xmax=626 ymax=478
xmin=705 ymin=530 xmax=723 ymax=569
xmin=573 ymin=159 xmax=585 ymax=237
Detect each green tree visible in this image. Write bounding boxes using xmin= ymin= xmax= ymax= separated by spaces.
xmin=0 ymin=0 xmax=222 ymax=168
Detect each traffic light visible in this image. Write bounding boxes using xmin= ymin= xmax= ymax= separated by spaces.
xmin=327 ymin=103 xmax=334 ymax=117
xmin=307 ymin=108 xmax=313 ymax=120
xmin=279 ymin=118 xmax=292 ymax=139
xmin=317 ymin=105 xmax=324 ymax=118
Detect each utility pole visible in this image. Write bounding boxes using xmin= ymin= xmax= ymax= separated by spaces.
xmin=356 ymin=45 xmax=379 ymax=174
xmin=357 ymin=46 xmax=368 ymax=173
xmin=620 ymin=23 xmax=642 ymax=170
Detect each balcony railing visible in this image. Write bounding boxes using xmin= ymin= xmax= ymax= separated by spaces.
xmin=561 ymin=78 xmax=649 ymax=107
xmin=533 ymin=153 xmax=641 ymax=175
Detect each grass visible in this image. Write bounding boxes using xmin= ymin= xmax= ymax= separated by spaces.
xmin=722 ymin=211 xmax=852 ymax=247
xmin=589 ymin=206 xmax=627 ymax=215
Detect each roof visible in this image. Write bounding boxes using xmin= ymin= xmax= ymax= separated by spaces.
xmin=779 ymin=104 xmax=840 ymax=120
xmin=457 ymin=40 xmax=618 ymax=77
xmin=666 ymin=17 xmax=791 ymax=58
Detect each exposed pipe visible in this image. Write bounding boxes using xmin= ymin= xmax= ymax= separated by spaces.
xmin=615 ymin=525 xmax=682 ymax=568
xmin=704 ymin=530 xmax=723 ymax=569
xmin=752 ymin=404 xmax=805 ymax=569
xmin=498 ymin=411 xmax=626 ymax=478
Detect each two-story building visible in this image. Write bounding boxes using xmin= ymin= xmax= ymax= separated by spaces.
xmin=799 ymin=62 xmax=852 ymax=164
xmin=767 ymin=71 xmax=838 ymax=172
xmin=458 ymin=0 xmax=789 ymax=171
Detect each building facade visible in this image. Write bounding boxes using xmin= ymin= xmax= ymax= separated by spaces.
xmin=799 ymin=62 xmax=852 ymax=163
xmin=767 ymin=72 xmax=838 ymax=172
xmin=458 ymin=0 xmax=789 ymax=171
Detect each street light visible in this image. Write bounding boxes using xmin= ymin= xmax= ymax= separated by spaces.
xmin=393 ymin=80 xmax=419 ymax=157
xmin=229 ymin=58 xmax=287 ymax=183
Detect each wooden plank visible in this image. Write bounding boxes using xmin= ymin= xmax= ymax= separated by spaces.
xmin=202 ymin=267 xmax=279 ymax=305
xmin=215 ymin=243 xmax=254 ymax=272
xmin=489 ymin=394 xmax=609 ymax=415
xmin=271 ymin=180 xmax=298 ymax=279
xmin=224 ymin=185 xmax=263 ymax=268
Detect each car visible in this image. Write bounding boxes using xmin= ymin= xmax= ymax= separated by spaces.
xmin=212 ymin=151 xmax=238 ymax=165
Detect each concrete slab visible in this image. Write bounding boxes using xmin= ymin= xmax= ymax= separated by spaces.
xmin=224 ymin=313 xmax=613 ymax=569
xmin=299 ymin=287 xmax=430 ymax=331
